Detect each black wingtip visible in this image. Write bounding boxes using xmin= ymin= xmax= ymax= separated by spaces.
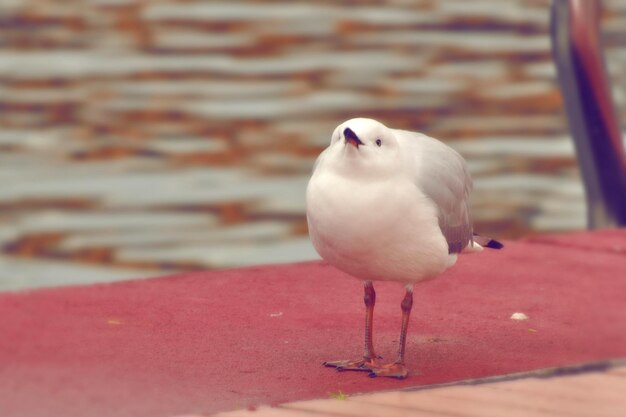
xmin=473 ymin=233 xmax=504 ymax=250
xmin=486 ymin=239 xmax=504 ymax=250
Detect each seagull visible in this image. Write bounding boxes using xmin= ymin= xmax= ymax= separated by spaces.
xmin=306 ymin=118 xmax=502 ymax=379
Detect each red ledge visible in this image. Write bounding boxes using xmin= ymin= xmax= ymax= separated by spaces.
xmin=522 ymin=227 xmax=626 ymax=254
xmin=1 ymin=229 xmax=626 ymax=417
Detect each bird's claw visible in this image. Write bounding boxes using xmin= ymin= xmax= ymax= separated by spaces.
xmin=367 ymin=362 xmax=409 ymax=379
xmin=323 ymin=358 xmax=379 ymax=372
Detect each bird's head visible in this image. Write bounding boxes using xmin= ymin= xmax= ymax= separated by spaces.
xmin=325 ymin=118 xmax=400 ymax=179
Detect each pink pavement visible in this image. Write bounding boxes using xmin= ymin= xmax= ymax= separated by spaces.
xmin=1 ymin=229 xmax=626 ymax=417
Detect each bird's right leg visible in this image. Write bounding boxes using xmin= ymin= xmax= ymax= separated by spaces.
xmin=324 ymin=281 xmax=381 ymax=372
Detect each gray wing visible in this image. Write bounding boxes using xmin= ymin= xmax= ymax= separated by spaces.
xmin=396 ymin=130 xmax=474 ymax=254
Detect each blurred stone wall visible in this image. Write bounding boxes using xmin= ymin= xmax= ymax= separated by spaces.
xmin=1 ymin=0 xmax=625 ymax=289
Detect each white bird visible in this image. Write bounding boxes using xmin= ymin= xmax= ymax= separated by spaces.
xmin=306 ymin=118 xmax=502 ymax=379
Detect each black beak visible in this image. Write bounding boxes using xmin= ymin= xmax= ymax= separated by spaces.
xmin=343 ymin=127 xmax=363 ymax=148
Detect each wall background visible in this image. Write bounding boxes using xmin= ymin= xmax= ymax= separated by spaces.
xmin=1 ymin=0 xmax=625 ymax=290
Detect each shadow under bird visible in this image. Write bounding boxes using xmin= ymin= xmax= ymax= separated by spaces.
xmin=306 ymin=118 xmax=502 ymax=379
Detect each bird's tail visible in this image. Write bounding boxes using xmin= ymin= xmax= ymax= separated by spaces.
xmin=472 ymin=233 xmax=504 ymax=250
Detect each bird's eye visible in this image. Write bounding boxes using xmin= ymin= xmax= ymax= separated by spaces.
xmin=376 ymin=139 xmax=382 ymax=147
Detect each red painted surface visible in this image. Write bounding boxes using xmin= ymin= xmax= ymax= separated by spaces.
xmin=1 ymin=230 xmax=626 ymax=417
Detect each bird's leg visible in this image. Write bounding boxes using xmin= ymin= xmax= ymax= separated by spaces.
xmin=369 ymin=285 xmax=413 ymax=379
xmin=397 ymin=286 xmax=413 ymax=364
xmin=324 ymin=281 xmax=381 ymax=372
xmin=363 ymin=280 xmax=379 ymax=361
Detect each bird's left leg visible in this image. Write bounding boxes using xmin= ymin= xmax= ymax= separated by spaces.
xmin=369 ymin=284 xmax=413 ymax=379
xmin=324 ymin=281 xmax=381 ymax=372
